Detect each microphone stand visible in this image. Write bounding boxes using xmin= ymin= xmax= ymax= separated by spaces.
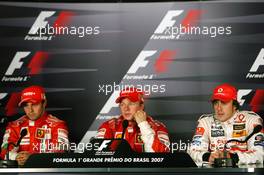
xmin=115 ymin=120 xmax=130 ymax=155
xmin=214 ymin=144 xmax=234 ymax=167
xmin=0 ymin=128 xmax=28 ymax=168
xmin=0 ymin=143 xmax=19 ymax=168
xmin=121 ymin=120 xmax=128 ymax=140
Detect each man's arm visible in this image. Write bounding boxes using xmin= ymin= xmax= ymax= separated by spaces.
xmin=50 ymin=121 xmax=69 ymax=152
xmin=134 ymin=111 xmax=170 ymax=153
xmin=188 ymin=116 xmax=210 ymax=166
xmin=231 ymin=115 xmax=263 ymax=164
xmin=0 ymin=124 xmax=19 ymax=160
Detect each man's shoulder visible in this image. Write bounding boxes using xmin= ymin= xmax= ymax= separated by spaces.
xmin=100 ymin=116 xmax=120 ymax=128
xmin=9 ymin=115 xmax=28 ymax=127
xmin=104 ymin=116 xmax=120 ymax=123
xmin=147 ymin=116 xmax=167 ymax=128
xmin=46 ymin=114 xmax=66 ymax=125
xmin=236 ymin=111 xmax=262 ymax=122
xmin=237 ymin=110 xmax=260 ymax=117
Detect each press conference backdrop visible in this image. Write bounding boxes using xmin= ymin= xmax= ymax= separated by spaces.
xmin=0 ymin=1 xmax=263 ymax=152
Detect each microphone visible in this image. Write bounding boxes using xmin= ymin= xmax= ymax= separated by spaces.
xmin=16 ymin=128 xmax=28 ymax=147
xmin=6 ymin=128 xmax=28 ymax=161
xmin=215 ymin=125 xmax=262 ymax=167
xmin=121 ymin=120 xmax=129 ymax=140
xmin=0 ymin=117 xmax=8 ymax=127
xmin=114 ymin=119 xmax=133 ymax=155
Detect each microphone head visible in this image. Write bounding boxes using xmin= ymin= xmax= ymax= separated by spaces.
xmin=253 ymin=125 xmax=262 ymax=134
xmin=20 ymin=128 xmax=28 ymax=137
xmin=122 ymin=119 xmax=129 ymax=129
xmin=0 ymin=117 xmax=8 ymax=124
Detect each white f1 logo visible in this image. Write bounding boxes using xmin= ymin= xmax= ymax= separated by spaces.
xmin=97 ymin=140 xmax=111 ymax=151
xmin=5 ymin=52 xmax=31 ymax=75
xmin=249 ymin=48 xmax=264 ymax=72
xmin=154 ymin=10 xmax=184 ymax=34
xmin=127 ymin=51 xmax=157 ymax=74
xmin=237 ymin=89 xmax=252 ymax=106
xmin=28 ymin=11 xmax=56 ymax=34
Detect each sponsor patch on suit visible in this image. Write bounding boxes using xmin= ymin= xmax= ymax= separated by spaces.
xmin=35 ymin=128 xmax=51 ymax=139
xmin=195 ymin=127 xmax=205 ymax=135
xmin=135 ymin=134 xmax=143 ymax=143
xmin=36 ymin=128 xmax=45 ymax=139
xmin=211 ymin=130 xmax=225 ymax=137
xmin=233 ymin=124 xmax=245 ymax=130
xmin=114 ymin=132 xmax=123 ymax=139
xmin=232 ymin=130 xmax=247 ymax=138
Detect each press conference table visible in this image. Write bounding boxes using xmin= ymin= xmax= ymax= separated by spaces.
xmin=0 ymin=152 xmax=263 ymax=174
xmin=0 ymin=167 xmax=263 ymax=174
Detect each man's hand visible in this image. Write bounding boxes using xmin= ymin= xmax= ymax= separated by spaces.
xmin=208 ymin=151 xmax=231 ymax=164
xmin=208 ymin=151 xmax=221 ymax=164
xmin=134 ymin=110 xmax=147 ymax=124
xmin=16 ymin=151 xmax=31 ymax=166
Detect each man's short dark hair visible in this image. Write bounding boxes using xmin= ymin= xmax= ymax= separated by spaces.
xmin=233 ymin=100 xmax=240 ymax=110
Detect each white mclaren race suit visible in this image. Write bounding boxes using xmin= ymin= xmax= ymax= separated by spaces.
xmin=188 ymin=110 xmax=264 ymax=166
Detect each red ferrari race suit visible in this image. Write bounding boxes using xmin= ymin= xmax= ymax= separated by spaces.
xmin=0 ymin=112 xmax=69 ymax=160
xmin=188 ymin=111 xmax=264 ymax=166
xmin=96 ymin=116 xmax=170 ymax=152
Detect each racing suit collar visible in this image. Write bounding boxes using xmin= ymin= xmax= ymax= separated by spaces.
xmin=119 ymin=115 xmax=137 ymax=127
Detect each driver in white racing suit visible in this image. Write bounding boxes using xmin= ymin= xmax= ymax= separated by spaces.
xmin=188 ymin=83 xmax=263 ymax=166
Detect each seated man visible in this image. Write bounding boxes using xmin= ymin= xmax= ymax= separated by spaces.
xmin=0 ymin=85 xmax=69 ymax=166
xmin=96 ymin=87 xmax=170 ymax=152
xmin=188 ymin=83 xmax=263 ymax=166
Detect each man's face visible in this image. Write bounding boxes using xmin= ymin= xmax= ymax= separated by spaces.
xmin=23 ymin=102 xmax=45 ymax=121
xmin=213 ymin=100 xmax=236 ymax=122
xmin=119 ymin=98 xmax=144 ymax=121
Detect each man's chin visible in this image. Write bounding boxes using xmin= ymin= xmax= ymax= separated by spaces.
xmin=123 ymin=115 xmax=134 ymax=121
xmin=216 ymin=116 xmax=228 ymax=122
xmin=27 ymin=115 xmax=38 ymax=121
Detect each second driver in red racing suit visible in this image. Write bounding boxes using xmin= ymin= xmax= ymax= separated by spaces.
xmin=96 ymin=88 xmax=170 ymax=152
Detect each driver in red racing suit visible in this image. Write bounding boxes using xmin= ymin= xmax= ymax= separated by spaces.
xmin=0 ymin=86 xmax=69 ymax=166
xmin=96 ymin=87 xmax=170 ymax=152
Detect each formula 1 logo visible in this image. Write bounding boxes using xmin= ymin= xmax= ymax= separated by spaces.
xmin=2 ymin=51 xmax=49 ymax=82
xmin=25 ymin=11 xmax=73 ymax=41
xmin=124 ymin=50 xmax=176 ymax=80
xmin=96 ymin=140 xmax=112 ymax=151
xmin=238 ymin=89 xmax=264 ymax=113
xmin=151 ymin=10 xmax=202 ymax=40
xmin=124 ymin=50 xmax=156 ymax=80
xmin=246 ymin=49 xmax=264 ymax=79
